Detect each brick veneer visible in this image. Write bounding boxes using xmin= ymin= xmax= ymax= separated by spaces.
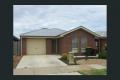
xmin=21 ymin=38 xmax=26 ymax=55
xmin=58 ymin=29 xmax=97 ymax=56
xmin=46 ymin=38 xmax=52 ymax=54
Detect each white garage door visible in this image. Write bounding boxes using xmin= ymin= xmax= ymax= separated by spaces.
xmin=26 ymin=38 xmax=46 ymax=55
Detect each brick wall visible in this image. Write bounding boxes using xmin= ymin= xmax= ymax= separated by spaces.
xmin=21 ymin=38 xmax=26 ymax=55
xmin=46 ymin=38 xmax=52 ymax=54
xmin=58 ymin=29 xmax=96 ymax=56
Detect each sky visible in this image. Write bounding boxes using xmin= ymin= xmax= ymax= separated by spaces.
xmin=13 ymin=5 xmax=107 ymax=38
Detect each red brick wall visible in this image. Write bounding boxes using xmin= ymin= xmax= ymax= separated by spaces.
xmin=59 ymin=34 xmax=72 ymax=54
xmin=58 ymin=29 xmax=96 ymax=55
xmin=21 ymin=38 xmax=26 ymax=55
xmin=46 ymin=38 xmax=52 ymax=54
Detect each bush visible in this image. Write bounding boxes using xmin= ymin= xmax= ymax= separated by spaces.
xmin=85 ymin=48 xmax=93 ymax=56
xmin=60 ymin=53 xmax=68 ymax=60
xmin=98 ymin=50 xmax=107 ymax=59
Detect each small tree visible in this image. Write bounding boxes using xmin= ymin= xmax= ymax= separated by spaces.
xmin=60 ymin=53 xmax=68 ymax=60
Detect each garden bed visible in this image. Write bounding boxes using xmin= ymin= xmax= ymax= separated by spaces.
xmin=13 ymin=55 xmax=23 ymax=69
xmin=59 ymin=58 xmax=78 ymax=65
xmin=59 ymin=58 xmax=106 ymax=66
xmin=76 ymin=59 xmax=106 ymax=66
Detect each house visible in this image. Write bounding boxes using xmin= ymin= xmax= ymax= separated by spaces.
xmin=13 ymin=36 xmax=20 ymax=55
xmin=20 ymin=26 xmax=107 ymax=56
xmin=95 ymin=31 xmax=107 ymax=52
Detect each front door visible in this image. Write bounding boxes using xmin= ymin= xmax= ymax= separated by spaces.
xmin=52 ymin=39 xmax=58 ymax=54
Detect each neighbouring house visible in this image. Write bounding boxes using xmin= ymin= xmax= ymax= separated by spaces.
xmin=20 ymin=26 xmax=107 ymax=56
xmin=13 ymin=36 xmax=20 ymax=55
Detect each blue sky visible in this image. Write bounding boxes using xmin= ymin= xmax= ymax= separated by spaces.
xmin=13 ymin=5 xmax=107 ymax=38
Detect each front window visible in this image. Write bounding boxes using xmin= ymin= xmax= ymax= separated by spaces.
xmin=96 ymin=41 xmax=98 ymax=47
xmin=81 ymin=35 xmax=87 ymax=53
xmin=72 ymin=34 xmax=78 ymax=53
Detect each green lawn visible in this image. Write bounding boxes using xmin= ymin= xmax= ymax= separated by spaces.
xmin=79 ymin=69 xmax=107 ymax=75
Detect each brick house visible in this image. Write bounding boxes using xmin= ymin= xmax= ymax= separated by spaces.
xmin=20 ymin=26 xmax=107 ymax=56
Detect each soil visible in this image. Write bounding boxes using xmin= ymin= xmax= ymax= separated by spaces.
xmin=13 ymin=55 xmax=23 ymax=69
xmin=76 ymin=59 xmax=106 ymax=66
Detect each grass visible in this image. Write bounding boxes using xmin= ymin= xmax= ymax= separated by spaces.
xmin=79 ymin=69 xmax=107 ymax=75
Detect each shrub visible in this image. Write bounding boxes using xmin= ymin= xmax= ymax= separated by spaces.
xmin=98 ymin=50 xmax=107 ymax=59
xmin=85 ymin=47 xmax=93 ymax=56
xmin=60 ymin=53 xmax=68 ymax=60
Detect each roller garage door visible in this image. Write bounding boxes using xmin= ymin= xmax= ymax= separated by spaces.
xmin=26 ymin=38 xmax=46 ymax=55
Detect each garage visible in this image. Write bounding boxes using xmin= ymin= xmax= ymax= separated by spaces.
xmin=26 ymin=38 xmax=46 ymax=55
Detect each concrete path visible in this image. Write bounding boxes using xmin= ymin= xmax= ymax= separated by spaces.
xmin=16 ymin=55 xmax=67 ymax=69
xmin=14 ymin=65 xmax=91 ymax=75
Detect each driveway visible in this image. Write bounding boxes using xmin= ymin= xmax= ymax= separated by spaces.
xmin=14 ymin=55 xmax=106 ymax=75
xmin=16 ymin=55 xmax=67 ymax=69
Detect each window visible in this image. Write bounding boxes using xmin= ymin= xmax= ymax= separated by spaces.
xmin=96 ymin=41 xmax=98 ymax=47
xmin=72 ymin=34 xmax=78 ymax=53
xmin=81 ymin=35 xmax=87 ymax=53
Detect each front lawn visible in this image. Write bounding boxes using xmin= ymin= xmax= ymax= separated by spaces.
xmin=79 ymin=69 xmax=107 ymax=75
xmin=76 ymin=59 xmax=106 ymax=66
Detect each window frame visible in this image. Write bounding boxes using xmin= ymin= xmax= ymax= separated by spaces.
xmin=71 ymin=34 xmax=78 ymax=53
xmin=80 ymin=35 xmax=87 ymax=53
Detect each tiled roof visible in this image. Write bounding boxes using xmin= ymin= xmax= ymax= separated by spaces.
xmin=21 ymin=27 xmax=107 ymax=38
xmin=21 ymin=28 xmax=66 ymax=37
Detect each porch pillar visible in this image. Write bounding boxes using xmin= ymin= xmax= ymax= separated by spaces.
xmin=99 ymin=39 xmax=101 ymax=53
xmin=56 ymin=39 xmax=57 ymax=54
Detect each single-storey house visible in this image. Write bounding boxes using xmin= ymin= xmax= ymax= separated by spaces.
xmin=13 ymin=36 xmax=20 ymax=55
xmin=20 ymin=26 xmax=107 ymax=56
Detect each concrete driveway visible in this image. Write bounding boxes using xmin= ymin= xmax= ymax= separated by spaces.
xmin=16 ymin=55 xmax=67 ymax=69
